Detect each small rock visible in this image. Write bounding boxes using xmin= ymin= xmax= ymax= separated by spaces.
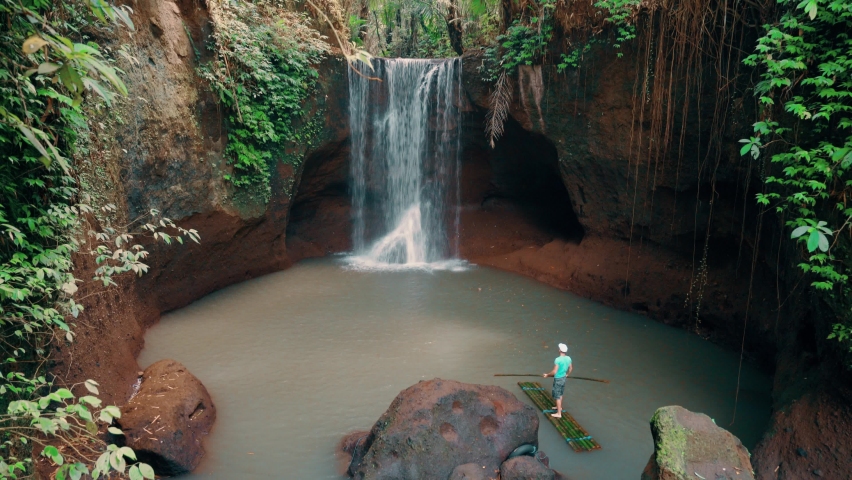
xmin=500 ymin=456 xmax=555 ymax=480
xmin=339 ymin=431 xmax=370 ymax=476
xmin=797 ymin=447 xmax=808 ymax=457
xmin=340 ymin=431 xmax=370 ymax=455
xmin=813 ymin=469 xmax=823 ymax=477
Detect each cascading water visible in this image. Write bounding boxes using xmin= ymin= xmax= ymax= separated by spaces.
xmin=347 ymin=58 xmax=465 ymax=269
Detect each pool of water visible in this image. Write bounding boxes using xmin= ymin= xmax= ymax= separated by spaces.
xmin=138 ymin=257 xmax=771 ymax=479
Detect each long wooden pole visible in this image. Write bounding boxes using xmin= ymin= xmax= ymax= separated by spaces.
xmin=494 ymin=374 xmax=610 ymax=384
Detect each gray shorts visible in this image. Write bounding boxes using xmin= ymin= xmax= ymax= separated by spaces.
xmin=552 ymin=377 xmax=567 ymax=399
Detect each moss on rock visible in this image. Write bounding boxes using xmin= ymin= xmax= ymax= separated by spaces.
xmin=643 ymin=406 xmax=754 ymax=480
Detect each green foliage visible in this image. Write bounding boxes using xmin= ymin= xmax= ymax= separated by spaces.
xmin=791 ymin=220 xmax=833 ymax=253
xmin=497 ymin=0 xmax=555 ymax=72
xmin=0 ymin=1 xmax=197 ymax=477
xmin=742 ymin=0 xmax=852 ymax=352
xmin=557 ymin=43 xmax=592 ymax=72
xmin=3 ymin=376 xmax=154 ymax=480
xmin=88 ymin=206 xmax=199 ymax=287
xmin=349 ymin=14 xmax=368 ymax=45
xmin=199 ymin=0 xmax=329 ymax=201
xmin=0 ymin=0 xmax=114 ymax=386
xmin=593 ymin=0 xmax=640 ymax=54
xmin=361 ymin=0 xmax=501 ymax=58
xmin=552 ymin=0 xmax=639 ymax=73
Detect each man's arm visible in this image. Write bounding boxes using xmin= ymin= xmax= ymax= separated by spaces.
xmin=567 ymin=364 xmax=573 ymax=376
xmin=543 ymin=364 xmax=558 ymax=377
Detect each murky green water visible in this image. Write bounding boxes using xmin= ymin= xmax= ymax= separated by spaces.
xmin=138 ymin=257 xmax=771 ymax=479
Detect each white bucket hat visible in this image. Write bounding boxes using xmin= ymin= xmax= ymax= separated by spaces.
xmin=558 ymin=343 xmax=568 ymax=353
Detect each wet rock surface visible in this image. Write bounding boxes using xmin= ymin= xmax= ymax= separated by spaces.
xmin=641 ymin=406 xmax=754 ymax=480
xmin=500 ymin=455 xmax=556 ymax=480
xmin=348 ymin=378 xmax=538 ymax=479
xmin=117 ymin=359 xmax=216 ymax=475
xmin=448 ymin=463 xmax=491 ymax=480
xmin=339 ymin=430 xmax=371 ymax=476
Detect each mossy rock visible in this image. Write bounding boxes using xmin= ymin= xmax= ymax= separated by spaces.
xmin=641 ymin=406 xmax=754 ymax=480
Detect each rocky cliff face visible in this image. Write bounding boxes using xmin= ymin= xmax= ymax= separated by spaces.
xmin=56 ymin=0 xmax=351 ymax=404
xmin=458 ymin=48 xmax=779 ymax=358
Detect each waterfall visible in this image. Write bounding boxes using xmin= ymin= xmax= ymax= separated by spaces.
xmin=347 ymin=58 xmax=465 ymax=270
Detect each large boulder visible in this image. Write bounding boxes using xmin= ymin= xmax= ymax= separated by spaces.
xmin=350 ymin=378 xmax=538 ymax=479
xmin=117 ymin=359 xmax=216 ymax=475
xmin=641 ymin=406 xmax=754 ymax=480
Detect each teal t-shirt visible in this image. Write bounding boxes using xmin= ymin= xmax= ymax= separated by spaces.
xmin=554 ymin=356 xmax=572 ymax=378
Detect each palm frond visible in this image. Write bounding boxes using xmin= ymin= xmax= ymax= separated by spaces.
xmin=485 ymin=70 xmax=512 ymax=148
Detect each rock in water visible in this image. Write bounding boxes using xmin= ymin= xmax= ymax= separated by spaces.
xmin=117 ymin=360 xmax=216 ymax=475
xmin=500 ymin=456 xmax=556 ymax=480
xmin=641 ymin=406 xmax=754 ymax=480
xmin=339 ymin=430 xmax=371 ymax=476
xmin=350 ymin=378 xmax=538 ymax=479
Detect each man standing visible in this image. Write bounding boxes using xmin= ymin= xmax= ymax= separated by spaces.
xmin=543 ymin=343 xmax=572 ymax=418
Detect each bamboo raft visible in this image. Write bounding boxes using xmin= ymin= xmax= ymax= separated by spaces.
xmin=518 ymin=381 xmax=601 ymax=453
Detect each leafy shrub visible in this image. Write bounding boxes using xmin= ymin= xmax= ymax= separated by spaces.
xmin=742 ymin=0 xmax=852 ymax=352
xmin=199 ymin=0 xmax=329 ymax=201
xmin=496 ymin=0 xmax=555 ymax=71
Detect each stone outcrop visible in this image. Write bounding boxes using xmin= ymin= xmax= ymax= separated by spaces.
xmin=348 ymin=378 xmax=538 ymax=479
xmin=117 ymin=360 xmax=216 ymax=475
xmin=339 ymin=430 xmax=372 ymax=476
xmin=641 ymin=406 xmax=754 ymax=480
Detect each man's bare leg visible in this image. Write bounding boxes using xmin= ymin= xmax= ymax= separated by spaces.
xmin=551 ymin=397 xmax=563 ymax=418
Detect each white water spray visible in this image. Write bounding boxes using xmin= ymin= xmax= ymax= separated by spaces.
xmin=347 ymin=58 xmax=465 ymax=270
